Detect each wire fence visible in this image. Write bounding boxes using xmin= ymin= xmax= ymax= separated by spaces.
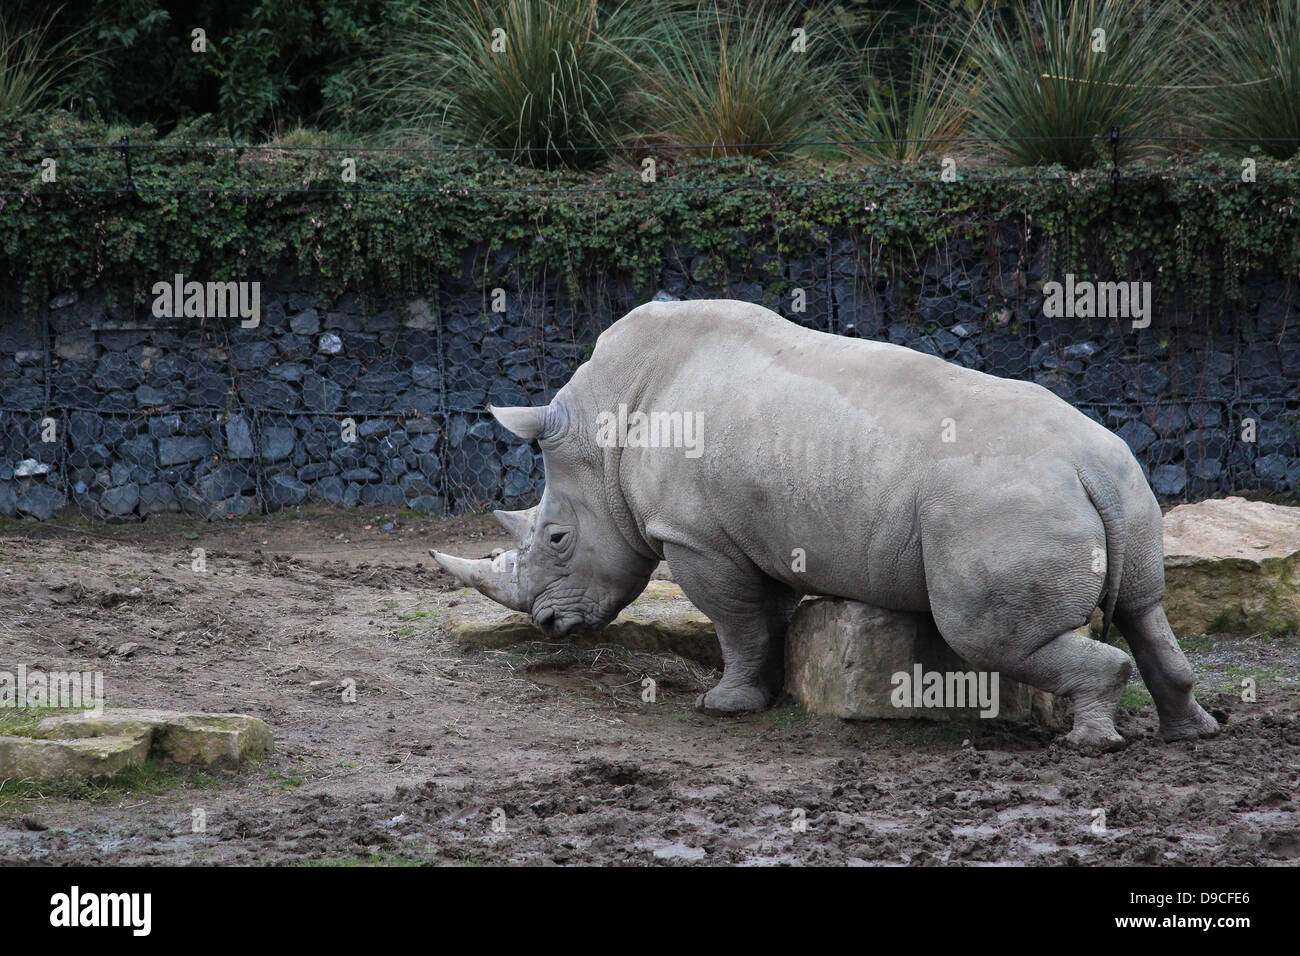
xmin=2 ymin=258 xmax=1297 ymax=523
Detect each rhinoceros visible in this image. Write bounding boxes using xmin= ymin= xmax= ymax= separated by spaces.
xmin=433 ymin=299 xmax=1220 ymax=750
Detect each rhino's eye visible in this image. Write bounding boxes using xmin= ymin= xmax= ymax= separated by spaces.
xmin=549 ymin=530 xmax=570 ymax=548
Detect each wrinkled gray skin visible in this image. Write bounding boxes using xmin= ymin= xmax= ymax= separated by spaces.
xmin=434 ymin=300 xmax=1220 ymax=751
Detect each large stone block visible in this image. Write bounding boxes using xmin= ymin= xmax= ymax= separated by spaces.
xmin=1162 ymin=496 xmax=1300 ymax=636
xmin=0 ymin=708 xmax=274 ymax=782
xmin=785 ymin=597 xmax=1066 ymax=726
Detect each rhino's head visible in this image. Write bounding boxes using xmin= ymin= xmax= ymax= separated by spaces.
xmin=431 ymin=401 xmax=655 ymax=637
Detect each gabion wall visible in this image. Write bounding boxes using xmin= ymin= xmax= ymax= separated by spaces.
xmin=1 ymin=236 xmax=1297 ymax=521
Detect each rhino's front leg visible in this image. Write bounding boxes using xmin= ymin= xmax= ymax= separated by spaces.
xmin=664 ymin=544 xmax=792 ymax=715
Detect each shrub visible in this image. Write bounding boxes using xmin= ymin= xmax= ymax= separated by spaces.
xmin=362 ymin=0 xmax=650 ymax=168
xmin=832 ymin=19 xmax=973 ymax=163
xmin=632 ymin=1 xmax=846 ymax=161
xmin=961 ymin=0 xmax=1203 ymax=169
xmin=0 ymin=12 xmax=92 ymax=120
xmin=2 ymin=0 xmax=403 ymax=138
xmin=1197 ymin=0 xmax=1300 ymax=159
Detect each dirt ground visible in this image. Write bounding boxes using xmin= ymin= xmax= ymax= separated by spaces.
xmin=0 ymin=504 xmax=1297 ymax=866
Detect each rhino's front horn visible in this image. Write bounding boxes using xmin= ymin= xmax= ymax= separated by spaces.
xmin=430 ymin=549 xmax=529 ymax=612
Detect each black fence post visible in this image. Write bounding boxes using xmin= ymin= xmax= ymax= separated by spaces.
xmin=117 ymin=135 xmax=136 ymax=195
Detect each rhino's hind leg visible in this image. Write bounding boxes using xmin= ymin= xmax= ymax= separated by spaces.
xmin=1015 ymin=630 xmax=1134 ymax=751
xmin=1115 ymin=604 xmax=1220 ymax=742
xmin=925 ymin=560 xmax=1135 ymax=750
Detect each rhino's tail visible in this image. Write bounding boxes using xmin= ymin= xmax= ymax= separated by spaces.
xmin=1077 ymin=464 xmax=1125 ymax=645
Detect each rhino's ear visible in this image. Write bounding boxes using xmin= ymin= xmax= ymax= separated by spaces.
xmin=489 ymin=404 xmax=547 ymax=441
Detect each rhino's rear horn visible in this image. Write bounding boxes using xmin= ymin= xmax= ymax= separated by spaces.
xmin=430 ymin=549 xmax=529 ymax=612
xmin=493 ymin=506 xmax=539 ymax=545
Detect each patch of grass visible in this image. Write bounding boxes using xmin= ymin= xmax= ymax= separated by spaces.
xmin=397 ymin=604 xmax=437 ymax=621
xmin=0 ymin=12 xmax=95 ymax=120
xmin=764 ymin=701 xmax=818 ymax=730
xmin=631 ymin=591 xmax=678 ymax=604
xmin=266 ymin=768 xmax=306 ymax=791
xmin=1219 ymin=664 xmax=1282 ymax=695
xmin=1120 ymin=686 xmax=1154 ymax=709
xmin=1177 ymin=632 xmax=1218 ymax=652
xmin=1258 ymin=617 xmax=1299 ymax=641
xmin=0 ymin=763 xmax=218 ymax=817
xmin=1199 ymin=609 xmax=1300 ymax=642
xmin=1206 ymin=608 xmax=1244 ymax=635
xmin=0 ymin=706 xmax=94 ymax=738
xmin=262 ymin=125 xmax=354 ymax=151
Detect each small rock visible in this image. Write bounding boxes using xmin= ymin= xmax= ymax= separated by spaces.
xmin=1064 ymin=341 xmax=1099 ymax=361
xmin=116 ymin=642 xmax=139 ymax=657
xmin=14 ymin=458 xmax=51 ymax=477
xmin=653 ymin=843 xmax=706 ymax=861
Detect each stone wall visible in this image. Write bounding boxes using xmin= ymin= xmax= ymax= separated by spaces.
xmin=0 ymin=236 xmax=1297 ymax=520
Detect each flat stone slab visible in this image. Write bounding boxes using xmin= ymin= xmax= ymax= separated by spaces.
xmin=785 ymin=597 xmax=1068 ymax=727
xmin=0 ymin=708 xmax=273 ymax=783
xmin=446 ymin=580 xmax=721 ymax=667
xmin=0 ymin=733 xmax=151 ymax=782
xmin=1162 ymin=496 xmax=1300 ymax=636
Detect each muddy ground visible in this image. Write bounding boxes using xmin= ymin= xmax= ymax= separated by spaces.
xmin=0 ymin=504 xmax=1297 ymax=866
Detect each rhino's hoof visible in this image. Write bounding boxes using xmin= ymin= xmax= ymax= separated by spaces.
xmin=1063 ymin=721 xmax=1126 ymax=753
xmin=695 ymin=684 xmax=771 ymax=716
xmin=1160 ymin=703 xmax=1222 ymax=742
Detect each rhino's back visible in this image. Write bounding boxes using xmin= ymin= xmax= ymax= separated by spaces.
xmin=586 ymin=300 xmax=1151 ymax=607
xmin=593 ymin=299 xmax=1121 ymax=461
